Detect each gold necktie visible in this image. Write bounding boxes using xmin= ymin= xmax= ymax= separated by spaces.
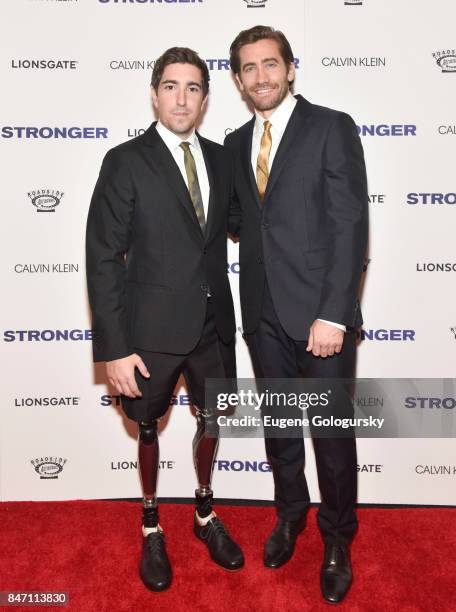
xmin=180 ymin=141 xmax=206 ymax=233
xmin=256 ymin=120 xmax=272 ymax=200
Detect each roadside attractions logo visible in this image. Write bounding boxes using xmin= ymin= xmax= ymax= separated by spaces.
xmin=432 ymin=49 xmax=456 ymax=73
xmin=31 ymin=457 xmax=67 ymax=480
xmin=244 ymin=0 xmax=268 ymax=7
xmin=27 ymin=189 xmax=64 ymax=213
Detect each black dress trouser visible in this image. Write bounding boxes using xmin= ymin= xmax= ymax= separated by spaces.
xmin=121 ymin=298 xmax=236 ymax=423
xmin=245 ymin=282 xmax=358 ymax=545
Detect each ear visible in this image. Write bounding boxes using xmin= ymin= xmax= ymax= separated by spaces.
xmin=150 ymin=86 xmax=158 ymax=110
xmin=201 ymin=94 xmax=208 ymax=112
xmin=234 ymin=73 xmax=245 ymax=92
xmin=287 ymin=63 xmax=296 ymax=84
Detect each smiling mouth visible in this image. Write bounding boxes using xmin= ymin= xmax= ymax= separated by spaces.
xmin=254 ymin=87 xmax=275 ymax=96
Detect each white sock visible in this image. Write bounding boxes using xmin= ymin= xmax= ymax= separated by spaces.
xmin=196 ymin=510 xmax=216 ymax=526
xmin=142 ymin=524 xmax=163 ymax=537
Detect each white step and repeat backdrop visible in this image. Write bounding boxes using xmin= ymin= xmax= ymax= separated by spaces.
xmin=1 ymin=0 xmax=455 ymax=505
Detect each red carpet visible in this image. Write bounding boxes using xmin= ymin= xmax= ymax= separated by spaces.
xmin=0 ymin=502 xmax=455 ymax=611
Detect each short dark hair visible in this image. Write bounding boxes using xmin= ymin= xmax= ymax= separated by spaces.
xmin=229 ymin=25 xmax=295 ymax=82
xmin=151 ymin=47 xmax=209 ymax=96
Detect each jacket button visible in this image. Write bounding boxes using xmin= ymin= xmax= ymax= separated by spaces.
xmin=203 ymin=248 xmax=207 ymax=254
xmin=261 ymin=222 xmax=269 ymax=229
xmin=200 ymin=283 xmax=209 ymax=292
xmin=257 ymin=257 xmax=263 ymax=264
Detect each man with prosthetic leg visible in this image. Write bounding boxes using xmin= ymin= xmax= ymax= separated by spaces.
xmin=135 ymin=355 xmax=241 ymax=591
xmin=86 ymin=47 xmax=244 ymax=592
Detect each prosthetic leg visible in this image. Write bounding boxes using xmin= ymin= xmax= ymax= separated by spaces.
xmin=193 ymin=406 xmax=219 ymax=521
xmin=138 ymin=406 xmax=244 ymax=576
xmin=138 ymin=419 xmax=171 ymax=592
xmin=192 ymin=406 xmax=244 ymax=570
xmin=138 ymin=408 xmax=219 ymax=524
xmin=138 ymin=420 xmax=160 ymax=530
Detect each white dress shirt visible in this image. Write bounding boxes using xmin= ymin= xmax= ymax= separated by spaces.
xmin=156 ymin=121 xmax=210 ymax=220
xmin=251 ymin=90 xmax=297 ymax=175
xmin=251 ymin=92 xmax=346 ymax=332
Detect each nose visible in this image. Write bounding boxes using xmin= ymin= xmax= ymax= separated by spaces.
xmin=257 ymin=64 xmax=267 ymax=84
xmin=176 ymin=86 xmax=186 ymax=107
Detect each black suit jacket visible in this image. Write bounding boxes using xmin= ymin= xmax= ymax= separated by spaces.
xmin=86 ymin=123 xmax=236 ymax=362
xmin=225 ymin=95 xmax=368 ymax=340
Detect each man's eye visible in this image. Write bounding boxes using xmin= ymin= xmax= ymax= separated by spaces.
xmin=164 ymin=84 xmax=174 ymax=90
xmin=266 ymin=62 xmax=276 ymax=68
xmin=188 ymin=86 xmax=199 ymax=93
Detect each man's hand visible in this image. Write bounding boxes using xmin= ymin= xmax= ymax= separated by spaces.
xmin=306 ymin=320 xmax=344 ymax=358
xmin=106 ymin=354 xmax=150 ymax=398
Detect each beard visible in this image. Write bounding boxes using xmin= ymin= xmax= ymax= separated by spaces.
xmin=245 ymin=82 xmax=289 ymax=112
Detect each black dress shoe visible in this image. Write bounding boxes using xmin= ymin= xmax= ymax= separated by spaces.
xmin=194 ymin=514 xmax=244 ymax=570
xmin=263 ymin=517 xmax=306 ymax=568
xmin=320 ymin=543 xmax=352 ymax=604
xmin=140 ymin=531 xmax=172 ymax=592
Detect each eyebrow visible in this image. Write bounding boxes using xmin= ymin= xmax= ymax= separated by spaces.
xmin=161 ymin=79 xmax=202 ymax=89
xmin=242 ymin=57 xmax=279 ymax=70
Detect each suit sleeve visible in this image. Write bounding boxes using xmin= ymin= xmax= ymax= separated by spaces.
xmin=224 ymin=133 xmax=242 ymax=238
xmin=317 ymin=112 xmax=368 ymax=327
xmin=85 ymin=149 xmax=135 ymax=362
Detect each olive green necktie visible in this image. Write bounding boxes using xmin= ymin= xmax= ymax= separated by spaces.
xmin=180 ymin=141 xmax=206 ymax=233
xmin=256 ymin=120 xmax=272 ymax=200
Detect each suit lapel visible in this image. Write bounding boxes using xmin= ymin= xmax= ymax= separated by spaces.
xmin=142 ymin=124 xmax=204 ymax=239
xmin=198 ymin=135 xmax=215 ymax=242
xmin=263 ymin=96 xmax=313 ymax=201
xmin=240 ymin=118 xmax=262 ymax=209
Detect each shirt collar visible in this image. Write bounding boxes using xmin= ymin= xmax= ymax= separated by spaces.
xmin=156 ymin=120 xmax=198 ymax=152
xmin=254 ymin=91 xmax=297 ymax=135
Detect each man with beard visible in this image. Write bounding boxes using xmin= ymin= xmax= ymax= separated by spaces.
xmin=225 ymin=26 xmax=368 ymax=604
xmin=87 ymin=47 xmax=244 ymax=593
